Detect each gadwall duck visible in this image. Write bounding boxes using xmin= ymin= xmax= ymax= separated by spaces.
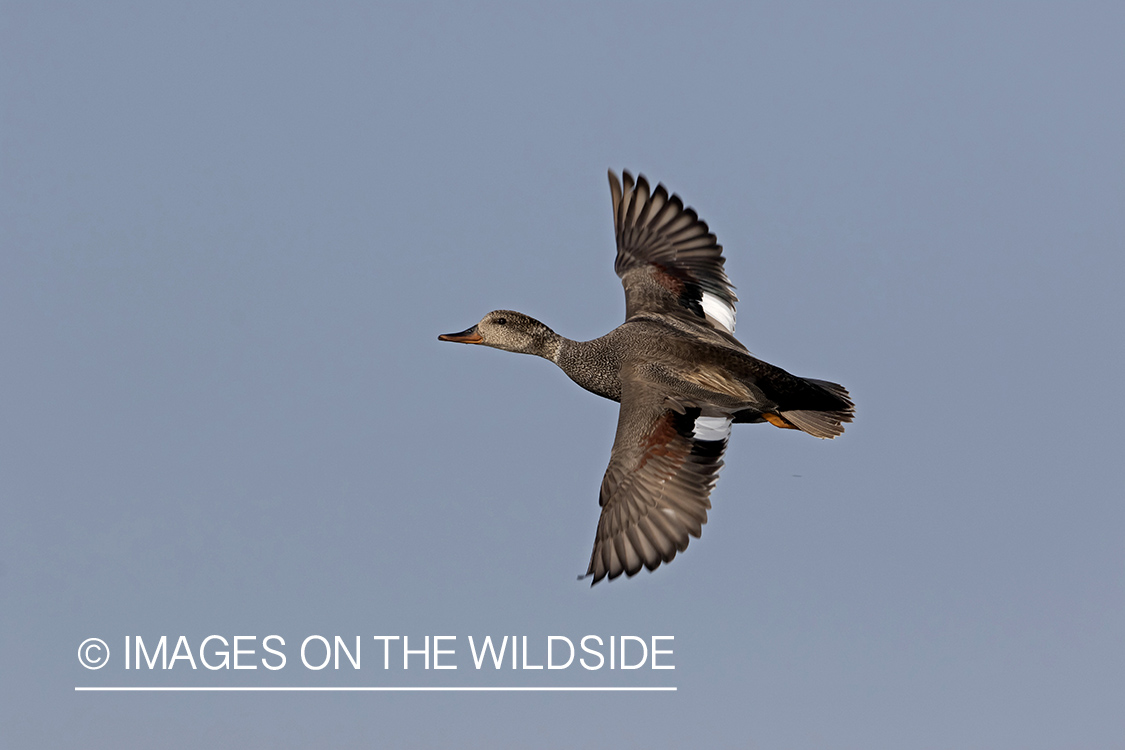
xmin=441 ymin=170 xmax=854 ymax=584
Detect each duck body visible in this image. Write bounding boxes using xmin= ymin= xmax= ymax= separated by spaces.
xmin=440 ymin=171 xmax=854 ymax=584
xmin=446 ymin=311 xmax=851 ymax=435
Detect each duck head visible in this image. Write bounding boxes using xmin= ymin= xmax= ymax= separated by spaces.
xmin=439 ymin=310 xmax=560 ymax=359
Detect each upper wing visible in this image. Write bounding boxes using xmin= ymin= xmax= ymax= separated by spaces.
xmin=585 ymin=374 xmax=731 ymax=584
xmin=609 ymin=169 xmax=738 ymax=335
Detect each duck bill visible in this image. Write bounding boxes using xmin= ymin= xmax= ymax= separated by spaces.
xmin=438 ymin=325 xmax=484 ymax=344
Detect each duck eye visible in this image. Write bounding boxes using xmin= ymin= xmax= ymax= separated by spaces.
xmin=496 ymin=317 xmax=507 ymax=325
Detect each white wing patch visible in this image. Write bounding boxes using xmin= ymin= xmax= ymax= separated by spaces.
xmin=692 ymin=415 xmax=732 ymax=442
xmin=701 ymin=291 xmax=736 ymax=334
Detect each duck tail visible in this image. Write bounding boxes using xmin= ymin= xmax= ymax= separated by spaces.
xmin=779 ymin=379 xmax=855 ymax=439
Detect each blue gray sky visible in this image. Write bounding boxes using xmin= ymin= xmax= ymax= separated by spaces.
xmin=3 ymin=2 xmax=1123 ymax=748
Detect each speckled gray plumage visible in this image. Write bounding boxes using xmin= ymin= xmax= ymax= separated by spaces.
xmin=440 ymin=170 xmax=855 ymax=584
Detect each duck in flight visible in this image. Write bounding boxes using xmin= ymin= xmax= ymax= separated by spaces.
xmin=440 ymin=170 xmax=854 ymax=584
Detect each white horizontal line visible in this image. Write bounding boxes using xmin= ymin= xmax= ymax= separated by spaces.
xmin=75 ymin=686 xmax=676 ymax=692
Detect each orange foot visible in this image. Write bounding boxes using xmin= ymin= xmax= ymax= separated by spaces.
xmin=763 ymin=412 xmax=799 ymax=430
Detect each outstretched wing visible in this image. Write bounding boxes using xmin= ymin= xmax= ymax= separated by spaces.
xmin=609 ymin=169 xmax=738 ymax=335
xmin=585 ymin=374 xmax=731 ymax=584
